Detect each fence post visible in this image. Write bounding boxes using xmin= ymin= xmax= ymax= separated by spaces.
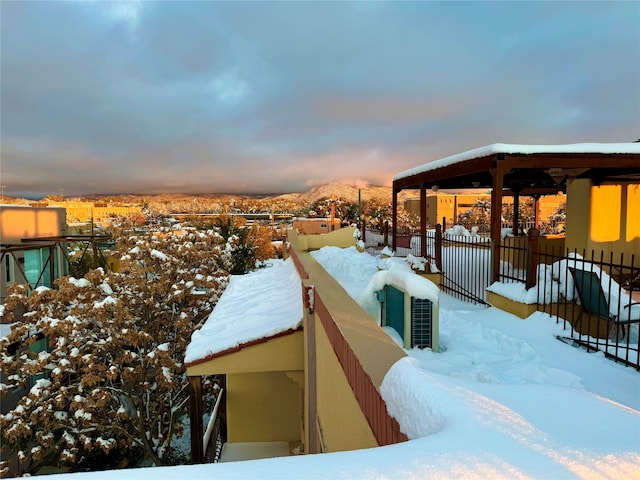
xmin=361 ymin=217 xmax=366 ymax=243
xmin=526 ymin=228 xmax=540 ymax=289
xmin=383 ymin=220 xmax=389 ymax=247
xmin=435 ymin=224 xmax=443 ymax=272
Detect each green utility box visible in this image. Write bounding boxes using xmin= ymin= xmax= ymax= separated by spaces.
xmin=377 ymin=284 xmax=439 ymax=351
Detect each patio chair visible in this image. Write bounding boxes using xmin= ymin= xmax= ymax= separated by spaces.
xmin=568 ymin=267 xmax=640 ymax=340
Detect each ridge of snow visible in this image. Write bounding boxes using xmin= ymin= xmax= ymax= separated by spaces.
xmin=367 ymin=269 xmax=439 ymax=303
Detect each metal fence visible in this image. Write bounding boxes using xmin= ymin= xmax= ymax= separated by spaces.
xmin=388 ymin=230 xmax=492 ymax=305
xmin=438 ymin=233 xmax=492 ymax=304
xmin=500 ymin=237 xmax=639 ymax=370
xmin=377 ymin=227 xmax=640 ymax=370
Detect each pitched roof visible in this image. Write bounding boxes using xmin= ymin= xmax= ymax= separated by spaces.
xmin=184 ymin=258 xmax=303 ymax=367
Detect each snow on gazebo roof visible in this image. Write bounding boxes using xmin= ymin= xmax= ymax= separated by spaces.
xmin=184 ymin=258 xmax=302 ymax=366
xmin=394 ymin=142 xmax=640 ymax=182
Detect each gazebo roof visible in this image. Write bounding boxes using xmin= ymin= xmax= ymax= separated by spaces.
xmin=393 ymin=143 xmax=640 ymax=194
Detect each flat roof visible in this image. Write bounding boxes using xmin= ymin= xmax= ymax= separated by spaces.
xmin=393 ymin=142 xmax=640 ymax=193
xmin=394 ymin=143 xmax=640 ymax=181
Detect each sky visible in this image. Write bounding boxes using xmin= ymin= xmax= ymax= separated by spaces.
xmin=45 ymin=244 xmax=639 ymax=479
xmin=1 ymin=1 xmax=639 ymax=198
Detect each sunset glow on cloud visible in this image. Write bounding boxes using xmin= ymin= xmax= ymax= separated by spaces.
xmin=1 ymin=1 xmax=638 ymax=197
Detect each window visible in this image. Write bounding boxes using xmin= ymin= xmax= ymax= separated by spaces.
xmin=4 ymin=255 xmax=13 ymax=284
xmin=24 ymin=248 xmax=53 ymax=288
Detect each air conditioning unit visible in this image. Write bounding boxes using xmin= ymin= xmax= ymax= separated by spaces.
xmin=377 ymin=284 xmax=439 ymax=351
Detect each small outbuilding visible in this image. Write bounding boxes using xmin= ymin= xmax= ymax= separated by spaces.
xmin=185 ymin=259 xmax=304 ymax=463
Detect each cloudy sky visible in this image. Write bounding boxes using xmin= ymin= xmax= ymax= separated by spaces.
xmin=1 ymin=1 xmax=639 ymax=198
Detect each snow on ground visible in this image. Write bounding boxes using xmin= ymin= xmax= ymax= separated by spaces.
xmin=184 ymin=258 xmax=302 ymax=365
xmin=48 ymin=247 xmax=639 ymax=479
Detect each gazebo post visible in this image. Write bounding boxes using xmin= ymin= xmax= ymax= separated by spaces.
xmin=392 ymin=186 xmax=398 ymax=252
xmin=420 ymin=183 xmax=427 ymax=258
xmin=533 ymin=194 xmax=541 ymax=229
xmin=490 ymin=163 xmax=505 ymax=284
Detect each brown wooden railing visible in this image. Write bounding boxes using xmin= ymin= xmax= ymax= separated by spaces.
xmin=288 ymin=245 xmax=408 ymax=447
xmin=314 ymin=291 xmax=407 ymax=446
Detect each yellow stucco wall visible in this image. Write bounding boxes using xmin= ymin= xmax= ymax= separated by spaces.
xmin=287 ymin=227 xmax=357 ymax=252
xmin=0 ymin=206 xmax=66 ymax=242
xmin=314 ymin=316 xmax=378 ymax=452
xmin=47 ymin=201 xmax=143 ymax=223
xmin=186 ymin=331 xmax=304 ymax=376
xmin=591 ymin=185 xmax=622 ymax=243
xmin=226 ymin=371 xmax=303 ymax=444
xmin=296 ymin=249 xmax=407 ymax=453
xmin=566 ymin=179 xmax=640 ymax=263
xmin=186 ymin=331 xmax=304 ymax=449
xmin=565 ymin=178 xmax=590 ymax=252
xmin=293 ymin=218 xmax=342 ymax=235
xmin=405 ymin=194 xmax=565 ymax=228
xmin=626 ymin=184 xmax=640 ymax=243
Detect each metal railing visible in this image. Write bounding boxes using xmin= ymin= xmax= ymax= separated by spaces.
xmin=383 ymin=229 xmax=492 ymax=305
xmin=500 ymin=238 xmax=639 ymax=370
xmin=203 ymin=385 xmax=226 ymax=463
xmin=383 ymin=227 xmax=640 ymax=369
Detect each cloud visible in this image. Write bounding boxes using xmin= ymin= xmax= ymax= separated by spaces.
xmin=1 ymin=1 xmax=638 ymax=198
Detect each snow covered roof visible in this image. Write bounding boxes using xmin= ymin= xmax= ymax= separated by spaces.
xmin=184 ymin=259 xmax=302 ymax=366
xmin=394 ymin=142 xmax=640 ymax=181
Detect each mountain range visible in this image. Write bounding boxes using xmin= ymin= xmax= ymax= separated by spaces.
xmin=3 ymin=183 xmax=408 ymax=205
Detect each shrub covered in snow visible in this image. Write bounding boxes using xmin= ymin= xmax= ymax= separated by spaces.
xmin=0 ymin=227 xmax=230 ymax=474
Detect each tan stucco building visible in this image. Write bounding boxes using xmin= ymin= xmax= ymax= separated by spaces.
xmin=0 ymin=205 xmax=68 ymax=304
xmin=404 ymin=192 xmax=566 ymax=229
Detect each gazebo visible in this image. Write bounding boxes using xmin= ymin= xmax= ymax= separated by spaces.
xmin=391 ymin=143 xmax=640 ymax=284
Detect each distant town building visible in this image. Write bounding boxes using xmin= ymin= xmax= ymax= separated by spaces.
xmin=292 ymin=217 xmax=341 ymax=235
xmin=44 ymin=200 xmax=143 ymax=223
xmin=403 ymin=192 xmax=565 ymax=229
xmin=0 ymin=205 xmax=68 ymax=304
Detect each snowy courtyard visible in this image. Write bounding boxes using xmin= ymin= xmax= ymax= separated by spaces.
xmin=46 ymin=246 xmax=640 ymax=479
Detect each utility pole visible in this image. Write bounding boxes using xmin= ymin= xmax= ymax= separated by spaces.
xmin=0 ymin=185 xmax=5 ymax=202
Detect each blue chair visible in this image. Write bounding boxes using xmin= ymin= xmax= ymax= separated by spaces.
xmin=569 ymin=267 xmax=640 ymax=340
